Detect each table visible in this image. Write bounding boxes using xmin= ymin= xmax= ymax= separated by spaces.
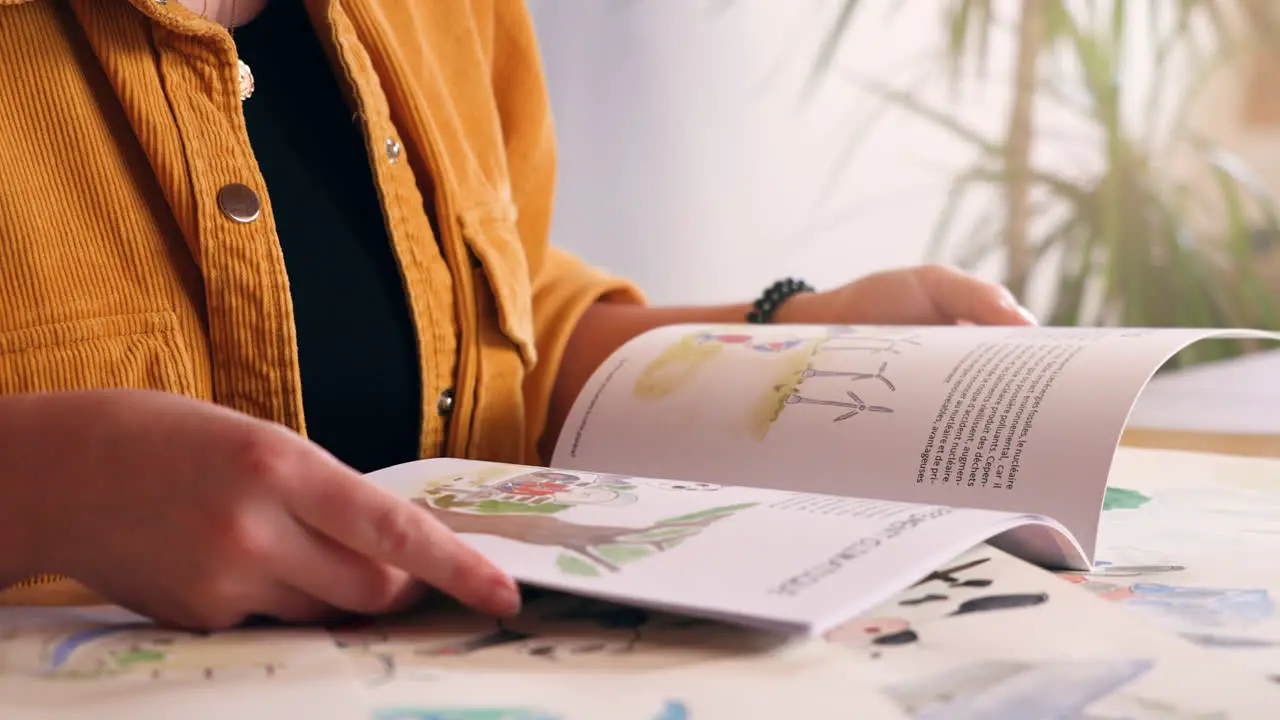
xmin=1123 ymin=347 xmax=1280 ymax=458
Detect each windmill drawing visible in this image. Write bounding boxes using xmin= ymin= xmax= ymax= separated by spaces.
xmin=784 ymin=391 xmax=894 ymax=422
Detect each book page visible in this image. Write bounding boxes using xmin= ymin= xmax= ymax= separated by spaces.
xmin=367 ymin=458 xmax=1086 ymax=636
xmin=0 ymin=606 xmax=367 ymax=719
xmin=551 ymin=323 xmax=1278 ymax=558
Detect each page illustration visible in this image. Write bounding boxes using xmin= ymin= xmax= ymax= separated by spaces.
xmin=413 ymin=467 xmax=751 ymax=577
xmin=625 ymin=325 xmax=917 ymax=442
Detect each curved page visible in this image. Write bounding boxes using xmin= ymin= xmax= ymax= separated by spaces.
xmin=551 ymin=324 xmax=1278 ymax=559
xmin=368 ymin=458 xmax=1086 ymax=636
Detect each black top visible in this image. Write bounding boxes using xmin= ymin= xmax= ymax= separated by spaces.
xmin=234 ymin=2 xmax=423 ymax=473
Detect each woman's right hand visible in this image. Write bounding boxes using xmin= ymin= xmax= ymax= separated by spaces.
xmin=0 ymin=389 xmax=520 ymax=629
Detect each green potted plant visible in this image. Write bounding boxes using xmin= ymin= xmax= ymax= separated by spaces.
xmin=819 ymin=0 xmax=1280 ymax=367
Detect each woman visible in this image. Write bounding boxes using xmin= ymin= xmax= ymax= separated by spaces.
xmin=0 ymin=0 xmax=1034 ymax=628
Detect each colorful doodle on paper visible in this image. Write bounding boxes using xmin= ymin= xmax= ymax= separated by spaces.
xmin=371 ymin=701 xmax=688 ymax=720
xmin=1103 ymin=487 xmax=1153 ymax=511
xmin=0 ymin=622 xmax=289 ymax=682
xmin=1059 ymin=573 xmax=1277 ymax=648
xmin=329 ymin=592 xmax=770 ymax=683
xmin=373 ymin=710 xmax=562 ymax=720
xmin=882 ymin=658 xmax=1155 ymax=718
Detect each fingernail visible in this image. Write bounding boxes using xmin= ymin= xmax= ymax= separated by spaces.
xmin=1001 ymin=296 xmax=1038 ymax=325
xmin=1016 ymin=305 xmax=1038 ymax=325
xmin=486 ymin=574 xmax=522 ymax=617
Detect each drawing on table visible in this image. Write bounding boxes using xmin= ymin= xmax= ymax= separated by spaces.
xmin=0 ymin=622 xmax=287 ymax=681
xmin=373 ymin=709 xmax=562 ymax=720
xmin=372 ymin=701 xmax=689 ymax=720
xmin=892 ymin=558 xmax=1001 ymax=608
xmin=1103 ymin=487 xmax=1153 ymax=511
xmin=1086 ymin=562 xmax=1186 ymax=577
xmin=652 ymin=700 xmax=690 ymax=720
xmin=330 ymin=593 xmax=771 ymax=683
xmin=881 ymin=658 xmax=1155 ymax=719
xmin=911 ymin=558 xmax=995 ymax=590
xmin=825 ymin=616 xmax=919 ymax=652
xmin=901 ymin=560 xmax=1050 ymax=618
xmin=421 ymin=599 xmax=664 ymax=662
xmin=946 ymin=593 xmax=1050 ymax=617
xmin=630 ymin=326 xmax=915 ymax=440
xmin=1098 ymin=485 xmax=1280 ymax=563
xmin=899 ymin=593 xmax=950 ymax=607
xmin=1058 ymin=575 xmax=1276 ymax=646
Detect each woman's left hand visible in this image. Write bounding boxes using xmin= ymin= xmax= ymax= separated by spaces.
xmin=773 ymin=264 xmax=1037 ymax=327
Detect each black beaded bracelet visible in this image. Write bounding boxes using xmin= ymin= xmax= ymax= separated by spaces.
xmin=746 ymin=277 xmax=815 ymax=324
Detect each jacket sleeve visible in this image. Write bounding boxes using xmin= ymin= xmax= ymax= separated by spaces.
xmin=489 ymin=1 xmax=647 ymax=461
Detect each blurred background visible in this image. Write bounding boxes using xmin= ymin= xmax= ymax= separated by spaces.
xmin=527 ymin=0 xmax=1280 ymax=368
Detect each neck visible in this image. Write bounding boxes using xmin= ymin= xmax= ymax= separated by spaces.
xmin=177 ymin=0 xmax=269 ymax=28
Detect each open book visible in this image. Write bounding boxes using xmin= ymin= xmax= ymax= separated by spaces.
xmin=368 ymin=323 xmax=1278 ymax=637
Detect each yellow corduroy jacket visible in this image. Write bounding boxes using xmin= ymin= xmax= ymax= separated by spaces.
xmin=0 ymin=0 xmax=641 ymax=604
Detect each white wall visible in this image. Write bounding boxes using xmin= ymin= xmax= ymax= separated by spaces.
xmin=527 ymin=0 xmax=1005 ymax=306
xmin=526 ymin=1 xmax=1266 ymax=309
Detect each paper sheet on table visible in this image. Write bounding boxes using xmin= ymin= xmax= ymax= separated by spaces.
xmin=0 ymin=606 xmax=367 ymax=720
xmin=823 ymin=544 xmax=1280 ymax=718
xmin=1081 ymin=446 xmax=1280 ymax=677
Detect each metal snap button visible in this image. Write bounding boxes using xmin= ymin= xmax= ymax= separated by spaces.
xmin=217 ymin=183 xmax=261 ymax=224
xmin=385 ymin=137 xmax=402 ymax=164
xmin=436 ymin=388 xmax=455 ymax=416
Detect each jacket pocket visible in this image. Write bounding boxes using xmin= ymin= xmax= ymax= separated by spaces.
xmin=0 ymin=311 xmax=197 ymax=397
xmin=458 ymin=201 xmax=538 ymax=368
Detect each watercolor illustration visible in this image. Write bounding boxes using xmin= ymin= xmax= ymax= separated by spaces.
xmin=824 ymin=555 xmax=1054 ymax=663
xmin=413 ymin=469 xmax=751 ymax=577
xmin=0 ymin=622 xmax=290 ymax=682
xmin=420 ymin=469 xmax=722 ymax=516
xmin=372 ymin=701 xmax=688 ymax=720
xmin=373 ymin=709 xmax=562 ymax=720
xmin=1059 ymin=574 xmax=1276 ymax=648
xmin=1098 ymin=485 xmax=1280 ymax=555
xmin=900 ymin=556 xmax=1049 ymax=616
xmin=1103 ymin=487 xmax=1153 ymax=511
xmin=631 ymin=326 xmax=923 ymax=440
xmin=330 ymin=592 xmax=772 ymax=682
xmin=824 ymin=616 xmax=920 ymax=654
xmin=881 ymin=658 xmax=1155 ymax=718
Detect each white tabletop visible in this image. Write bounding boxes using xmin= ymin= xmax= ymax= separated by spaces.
xmin=1127 ymin=348 xmax=1280 ymax=435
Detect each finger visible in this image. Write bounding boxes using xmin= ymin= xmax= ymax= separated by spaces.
xmin=287 ymin=466 xmax=521 ymax=618
xmin=271 ymin=520 xmax=428 ymax=616
xmin=916 ymin=265 xmax=1037 ymax=326
xmin=254 ymin=583 xmax=344 ymax=625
